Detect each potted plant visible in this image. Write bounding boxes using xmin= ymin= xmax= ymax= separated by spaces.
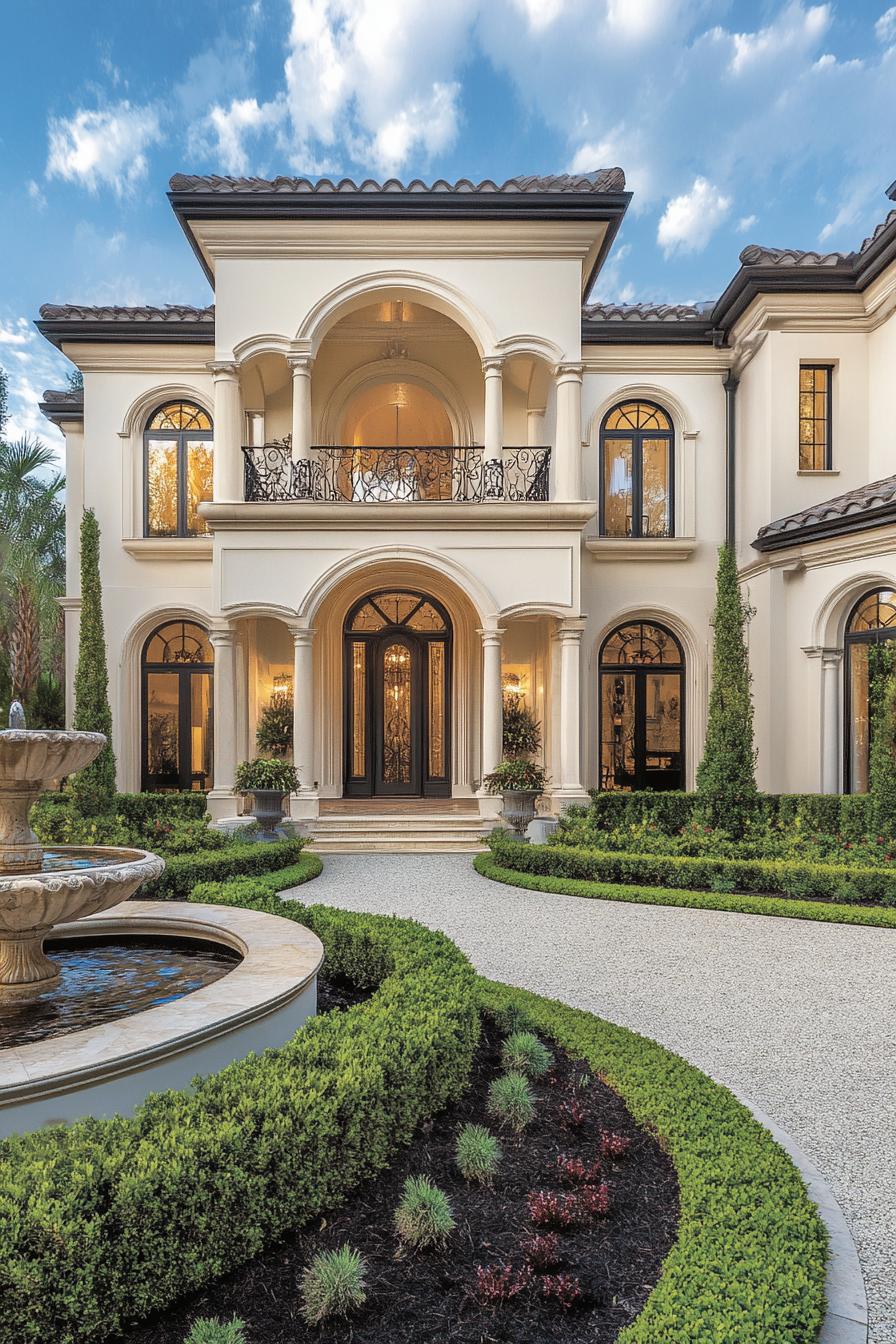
xmin=483 ymin=758 xmax=548 ymax=835
xmin=234 ymin=757 xmax=299 ymax=838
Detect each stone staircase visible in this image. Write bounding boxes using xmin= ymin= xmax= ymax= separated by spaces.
xmin=306 ymin=800 xmax=494 ymax=853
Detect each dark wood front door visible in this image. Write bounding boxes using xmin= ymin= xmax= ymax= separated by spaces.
xmin=344 ymin=590 xmax=451 ymax=798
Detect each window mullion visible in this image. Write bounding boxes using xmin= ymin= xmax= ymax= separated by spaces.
xmin=633 ymin=433 xmax=643 ymax=538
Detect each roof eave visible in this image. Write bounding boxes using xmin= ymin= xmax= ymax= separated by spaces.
xmin=753 ymin=504 xmax=896 ymax=552
xmin=35 ymin=318 xmax=215 ymax=350
xmin=581 ymin=318 xmax=719 ymax=346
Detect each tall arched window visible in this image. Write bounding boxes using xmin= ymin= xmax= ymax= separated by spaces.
xmin=599 ymin=621 xmax=684 ymax=791
xmin=600 ymin=401 xmax=673 ymax=538
xmin=142 ymin=620 xmax=213 ymax=791
xmin=844 ymin=589 xmax=896 ymax=792
xmin=144 ymin=401 xmax=213 ymax=537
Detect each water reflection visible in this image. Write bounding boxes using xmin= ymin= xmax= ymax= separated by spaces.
xmin=0 ymin=936 xmax=239 ymax=1047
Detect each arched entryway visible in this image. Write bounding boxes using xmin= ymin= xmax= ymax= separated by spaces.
xmin=141 ymin=620 xmax=214 ymax=792
xmin=844 ymin=587 xmax=896 ymax=792
xmin=343 ymin=590 xmax=452 ymax=798
xmin=599 ymin=620 xmax=684 ymax=791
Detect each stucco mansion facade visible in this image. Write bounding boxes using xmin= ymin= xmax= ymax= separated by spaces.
xmin=37 ymin=170 xmax=896 ymax=840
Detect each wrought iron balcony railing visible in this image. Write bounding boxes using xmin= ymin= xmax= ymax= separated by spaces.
xmin=242 ymin=443 xmax=550 ymax=504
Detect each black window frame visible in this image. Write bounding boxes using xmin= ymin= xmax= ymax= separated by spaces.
xmin=599 ymin=400 xmax=675 ymax=539
xmin=798 ymin=364 xmax=834 ymax=472
xmin=140 ymin=619 xmax=214 ymax=792
xmin=843 ymin=588 xmax=896 ymax=793
xmin=143 ymin=401 xmax=214 ymax=538
xmin=598 ymin=619 xmax=685 ymax=792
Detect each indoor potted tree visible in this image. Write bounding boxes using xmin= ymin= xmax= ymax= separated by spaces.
xmin=234 ymin=757 xmax=299 ymax=839
xmin=483 ymin=694 xmax=548 ymax=835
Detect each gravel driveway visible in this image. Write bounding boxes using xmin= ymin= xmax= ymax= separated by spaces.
xmin=285 ymin=853 xmax=896 ymax=1343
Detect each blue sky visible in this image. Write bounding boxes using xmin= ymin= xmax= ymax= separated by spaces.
xmin=1 ymin=0 xmax=894 ymax=455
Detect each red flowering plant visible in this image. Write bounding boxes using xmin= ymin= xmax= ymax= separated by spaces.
xmin=600 ymin=1131 xmax=632 ymax=1161
xmin=473 ymin=1263 xmax=532 ymax=1305
xmin=521 ymin=1233 xmax=562 ymax=1271
xmin=554 ymin=1154 xmax=602 ymax=1185
xmin=540 ymin=1273 xmax=583 ymax=1310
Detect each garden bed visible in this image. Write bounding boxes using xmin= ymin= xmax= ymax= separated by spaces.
xmin=123 ymin=1020 xmax=679 ymax=1344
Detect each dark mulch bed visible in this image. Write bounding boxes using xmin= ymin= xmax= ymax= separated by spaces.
xmin=124 ymin=997 xmax=679 ymax=1344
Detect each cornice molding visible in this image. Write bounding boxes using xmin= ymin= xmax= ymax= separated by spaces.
xmin=585 ymin=536 xmax=697 ymax=562
xmin=581 ymin=346 xmax=731 ymax=374
xmin=122 ymin=538 xmax=213 ymax=561
xmin=739 ymin=522 xmax=896 ymax=580
xmin=200 ymin=500 xmax=598 ymax=531
xmin=61 ymin=345 xmax=214 ymax=374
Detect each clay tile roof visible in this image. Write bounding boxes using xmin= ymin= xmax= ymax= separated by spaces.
xmin=168 ymin=169 xmax=627 ymax=195
xmin=754 ymin=475 xmax=896 ymax=550
xmin=38 ymin=303 xmax=214 ymax=322
xmin=38 ymin=388 xmax=84 ymax=424
xmin=582 ymin=300 xmax=715 ymax=322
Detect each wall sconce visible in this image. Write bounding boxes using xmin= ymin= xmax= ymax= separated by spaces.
xmin=271 ymin=673 xmax=292 ymax=705
xmin=502 ymin=672 xmax=524 ymax=697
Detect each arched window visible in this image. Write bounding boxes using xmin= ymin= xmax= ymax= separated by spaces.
xmin=144 ymin=401 xmax=213 ymax=537
xmin=600 ymin=400 xmax=673 ymax=538
xmin=141 ymin=620 xmax=213 ymax=791
xmin=844 ymin=589 xmax=896 ymax=792
xmin=599 ymin=620 xmax=684 ymax=791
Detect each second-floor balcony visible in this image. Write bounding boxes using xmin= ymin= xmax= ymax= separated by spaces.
xmin=242 ymin=442 xmax=551 ymax=504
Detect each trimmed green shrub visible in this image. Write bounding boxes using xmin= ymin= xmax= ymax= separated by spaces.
xmin=184 ymin=1319 xmax=247 ymax=1344
xmin=300 ymin=1245 xmax=367 ymax=1325
xmin=455 ymin=1123 xmax=501 ymax=1184
xmin=394 ymin=1175 xmax=456 ymax=1248
xmin=503 ymin=696 xmax=542 ymax=757
xmin=234 ymin=757 xmax=300 ymax=794
xmin=696 ymin=544 xmax=758 ymax=835
xmin=488 ymin=830 xmax=896 ymax=905
xmin=255 ymin=699 xmax=293 ymax=756
xmin=484 ymin=759 xmax=548 ymax=793
xmin=144 ymin=837 xmax=307 ymax=899
xmin=487 ymin=1071 xmax=536 ymax=1131
xmin=114 ymin=791 xmax=208 ymax=829
xmin=0 ymin=870 xmax=479 ymax=1343
xmin=69 ymin=508 xmax=117 ymax=814
xmin=478 ymin=981 xmax=826 ymax=1344
xmin=501 ymin=1030 xmax=553 ymax=1078
xmin=578 ymin=790 xmax=874 ymax=841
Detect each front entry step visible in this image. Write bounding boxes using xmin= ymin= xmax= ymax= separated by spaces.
xmin=307 ymin=810 xmax=493 ymax=853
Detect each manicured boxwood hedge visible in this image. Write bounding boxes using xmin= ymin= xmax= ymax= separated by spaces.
xmin=112 ymin=790 xmax=208 ymax=828
xmin=143 ymin=837 xmax=309 ymax=899
xmin=580 ymin=788 xmax=873 ymax=839
xmin=0 ymin=874 xmax=480 ymax=1343
xmin=488 ymin=830 xmax=896 ymax=905
xmin=477 ymin=847 xmax=896 ymax=929
xmin=480 ymin=980 xmax=827 ymax=1343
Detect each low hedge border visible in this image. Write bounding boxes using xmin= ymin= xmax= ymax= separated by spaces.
xmin=580 ymin=789 xmax=873 ymax=840
xmin=0 ymin=869 xmax=479 ymax=1344
xmin=475 ymin=849 xmax=896 ymax=929
xmin=480 ymin=979 xmax=827 ymax=1342
xmin=142 ymin=837 xmax=310 ymax=899
xmin=488 ymin=831 xmax=896 ymax=906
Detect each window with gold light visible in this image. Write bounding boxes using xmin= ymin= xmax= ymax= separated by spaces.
xmin=141 ymin=620 xmax=213 ymax=793
xmin=144 ymin=400 xmax=213 ymax=537
xmin=798 ymin=366 xmax=833 ymax=471
xmin=599 ymin=401 xmax=673 ymax=538
xmin=844 ymin=589 xmax=896 ymax=793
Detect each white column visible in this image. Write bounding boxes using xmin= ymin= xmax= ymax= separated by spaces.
xmin=210 ymin=362 xmax=242 ymax=502
xmin=477 ymin=627 xmax=504 ymax=817
xmin=482 ymin=359 xmax=504 ymax=461
xmin=208 ymin=624 xmax=237 ymax=817
xmin=821 ymin=649 xmax=842 ymax=794
xmin=527 ymin=407 xmax=545 ymax=447
xmin=291 ymin=627 xmax=319 ymax=819
xmin=288 ymin=355 xmax=313 ymax=460
xmin=553 ymin=618 xmax=589 ymax=808
xmin=553 ymin=363 xmax=584 ymax=501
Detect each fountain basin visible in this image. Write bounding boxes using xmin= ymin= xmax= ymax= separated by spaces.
xmin=0 ymin=900 xmax=324 ymax=1138
xmin=0 ymin=847 xmax=165 ymax=997
xmin=0 ymin=728 xmax=105 ymax=870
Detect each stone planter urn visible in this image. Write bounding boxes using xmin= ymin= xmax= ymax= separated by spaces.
xmin=501 ymin=789 xmax=542 ymax=837
xmin=250 ymin=789 xmax=287 ymax=839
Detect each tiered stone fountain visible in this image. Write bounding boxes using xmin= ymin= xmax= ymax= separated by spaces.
xmin=0 ymin=705 xmax=162 ymax=998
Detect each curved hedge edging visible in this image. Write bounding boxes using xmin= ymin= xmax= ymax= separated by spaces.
xmin=476 ymin=848 xmax=896 ymax=928
xmin=486 ymin=829 xmax=896 ymax=908
xmin=0 ymin=876 xmax=479 ymax=1344
xmin=481 ymin=979 xmax=827 ymax=1343
xmin=143 ymin=836 xmax=309 ymax=899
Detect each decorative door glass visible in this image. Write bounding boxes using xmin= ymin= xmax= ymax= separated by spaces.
xmin=382 ymin=643 xmax=413 ymax=785
xmin=600 ymin=621 xmax=684 ymax=791
xmin=845 ymin=590 xmax=896 ymax=791
xmin=142 ymin=621 xmax=214 ymax=792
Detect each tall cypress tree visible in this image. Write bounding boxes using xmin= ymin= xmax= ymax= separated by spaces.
xmin=69 ymin=509 xmax=117 ymax=814
xmin=868 ymin=644 xmax=896 ymax=839
xmin=696 ymin=544 xmax=757 ymax=835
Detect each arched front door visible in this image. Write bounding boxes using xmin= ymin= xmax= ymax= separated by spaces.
xmin=599 ymin=621 xmax=684 ymax=791
xmin=344 ymin=591 xmax=451 ymax=797
xmin=141 ymin=620 xmax=214 ymax=792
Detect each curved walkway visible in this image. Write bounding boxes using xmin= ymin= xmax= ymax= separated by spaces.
xmin=287 ymin=854 xmax=896 ymax=1343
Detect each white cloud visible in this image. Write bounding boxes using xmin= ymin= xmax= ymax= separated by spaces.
xmin=606 ymin=0 xmax=681 ymax=42
xmin=26 ymin=179 xmax=46 ymax=210
xmin=0 ymin=317 xmax=68 ymax=458
xmin=0 ymin=319 xmax=32 ymax=347
xmin=737 ymin=214 xmax=758 ymax=233
xmin=199 ymin=97 xmax=285 ymax=174
xmin=511 ymin=0 xmax=567 ymax=31
xmin=657 ymin=177 xmax=732 ymax=255
xmin=46 ymin=101 xmax=162 ymax=195
xmin=729 ymin=3 xmax=831 ymax=75
xmin=876 ymin=7 xmax=896 ymax=44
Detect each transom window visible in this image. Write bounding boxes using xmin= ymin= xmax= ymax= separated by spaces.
xmin=844 ymin=588 xmax=896 ymax=792
xmin=600 ymin=400 xmax=673 ymax=538
xmin=144 ymin=400 xmax=213 ymax=537
xmin=798 ymin=365 xmax=833 ymax=471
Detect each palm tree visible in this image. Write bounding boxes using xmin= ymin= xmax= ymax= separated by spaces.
xmin=0 ymin=434 xmax=66 ymax=704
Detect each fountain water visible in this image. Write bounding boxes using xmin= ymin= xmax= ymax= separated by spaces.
xmin=0 ymin=703 xmax=163 ymax=999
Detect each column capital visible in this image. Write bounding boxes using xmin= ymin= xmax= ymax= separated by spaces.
xmin=553 ymin=361 xmax=584 ymax=383
xmin=287 ymin=624 xmax=314 ymax=647
xmin=481 ymin=356 xmax=505 ymax=377
xmin=477 ymin=626 xmax=505 ymax=645
xmin=208 ymin=621 xmax=234 ymax=645
xmin=208 ymin=360 xmax=240 ymax=380
xmin=287 ymin=354 xmax=314 ymax=375
xmin=802 ymin=645 xmax=843 ymax=663
xmin=557 ymin=617 xmax=587 ymax=642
